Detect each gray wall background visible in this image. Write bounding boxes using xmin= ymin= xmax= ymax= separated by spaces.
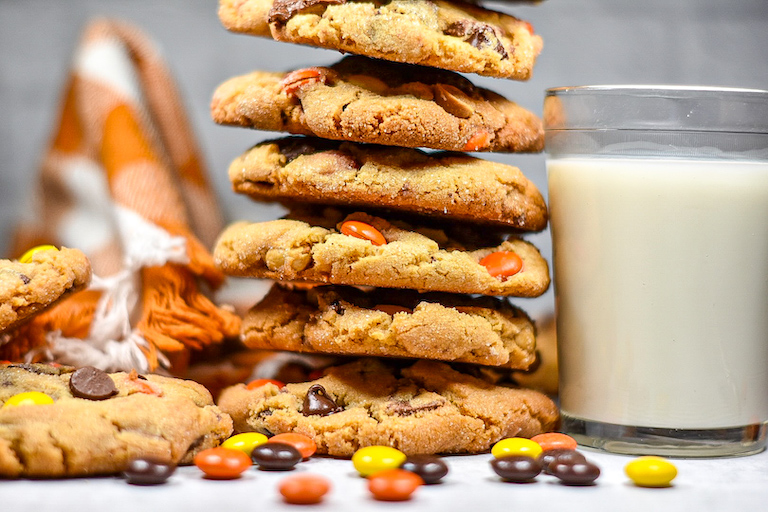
xmin=2 ymin=0 xmax=767 ymax=318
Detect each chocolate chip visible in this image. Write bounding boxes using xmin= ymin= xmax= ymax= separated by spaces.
xmin=123 ymin=458 xmax=176 ymax=485
xmin=550 ymin=460 xmax=601 ymax=486
xmin=401 ymin=455 xmax=449 ymax=484
xmin=69 ymin=366 xmax=118 ymax=400
xmin=302 ymin=384 xmax=342 ymax=416
xmin=276 ymin=137 xmax=339 ymax=163
xmin=537 ymin=449 xmax=586 ymax=475
xmin=268 ymin=0 xmax=344 ymax=25
xmin=251 ymin=442 xmax=302 ymax=470
xmin=444 ymin=20 xmax=509 ymax=59
xmin=491 ymin=455 xmax=542 ymax=482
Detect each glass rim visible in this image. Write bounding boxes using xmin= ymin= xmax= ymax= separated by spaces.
xmin=546 ymin=84 xmax=768 ymax=97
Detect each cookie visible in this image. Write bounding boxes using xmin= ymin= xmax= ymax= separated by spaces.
xmin=218 ymin=0 xmax=543 ymax=80
xmin=0 ymin=247 xmax=91 ymax=334
xmin=0 ymin=363 xmax=233 ymax=478
xmin=217 ymin=358 xmax=559 ymax=456
xmin=242 ymin=284 xmax=537 ymax=368
xmin=228 ymin=137 xmax=547 ymax=230
xmin=213 ymin=210 xmax=550 ymax=297
xmin=211 ymin=56 xmax=544 ymax=152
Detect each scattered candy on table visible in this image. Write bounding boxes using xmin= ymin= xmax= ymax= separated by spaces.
xmin=368 ymin=469 xmax=424 ymax=501
xmin=123 ymin=458 xmax=176 ymax=485
xmin=352 ymin=446 xmax=407 ymax=477
xmin=194 ymin=447 xmax=252 ymax=479
xmin=279 ymin=474 xmax=332 ymax=505
xmin=531 ymin=432 xmax=578 ymax=452
xmin=268 ymin=433 xmax=317 ymax=459
xmin=491 ymin=437 xmax=543 ymax=459
xmin=251 ymin=442 xmax=302 ymax=471
xmin=221 ymin=432 xmax=268 ymax=456
xmin=400 ymin=455 xmax=449 ymax=484
xmin=625 ymin=456 xmax=678 ymax=487
xmin=539 ymin=449 xmax=587 ymax=474
xmin=550 ymin=459 xmax=601 ymax=486
xmin=491 ymin=455 xmax=542 ymax=482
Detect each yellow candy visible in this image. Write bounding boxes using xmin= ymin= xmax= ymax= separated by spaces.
xmin=19 ymin=245 xmax=58 ymax=264
xmin=221 ymin=432 xmax=268 ymax=455
xmin=352 ymin=446 xmax=406 ymax=477
xmin=491 ymin=437 xmax=543 ymax=459
xmin=3 ymin=391 xmax=55 ymax=408
xmin=625 ymin=456 xmax=678 ymax=487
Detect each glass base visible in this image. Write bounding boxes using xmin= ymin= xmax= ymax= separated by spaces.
xmin=562 ymin=413 xmax=768 ymax=458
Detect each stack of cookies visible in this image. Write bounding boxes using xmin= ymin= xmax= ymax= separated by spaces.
xmin=210 ymin=0 xmax=559 ymax=456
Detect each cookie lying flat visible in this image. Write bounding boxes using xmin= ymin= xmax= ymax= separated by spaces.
xmin=218 ymin=358 xmax=559 ymax=456
xmin=242 ymin=284 xmax=537 ymax=368
xmin=0 ymin=363 xmax=233 ymax=478
xmin=229 ymin=137 xmax=547 ymax=231
xmin=218 ymin=0 xmax=542 ymax=81
xmin=211 ymin=56 xmax=544 ymax=152
xmin=0 ymin=247 xmax=91 ymax=334
xmin=214 ymin=211 xmax=550 ymax=297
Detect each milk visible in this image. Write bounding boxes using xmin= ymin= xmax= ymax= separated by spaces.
xmin=548 ymin=157 xmax=768 ymax=429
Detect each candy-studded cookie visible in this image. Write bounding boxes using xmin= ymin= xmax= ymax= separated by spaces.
xmin=217 ymin=358 xmax=559 ymax=456
xmin=242 ymin=284 xmax=537 ymax=368
xmin=211 ymin=56 xmax=544 ymax=152
xmin=228 ymin=137 xmax=547 ymax=230
xmin=0 ymin=246 xmax=91 ymax=334
xmin=213 ymin=210 xmax=550 ymax=297
xmin=218 ymin=0 xmax=542 ymax=81
xmin=0 ymin=363 xmax=233 ymax=478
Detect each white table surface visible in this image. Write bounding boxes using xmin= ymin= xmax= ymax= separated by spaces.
xmin=5 ymin=447 xmax=767 ymax=511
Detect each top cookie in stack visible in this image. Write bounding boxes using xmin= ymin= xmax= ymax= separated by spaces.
xmin=210 ymin=0 xmax=558 ymax=454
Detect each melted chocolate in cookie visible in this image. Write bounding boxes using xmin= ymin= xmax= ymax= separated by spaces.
xmin=269 ymin=0 xmax=345 ymax=25
xmin=444 ymin=20 xmax=509 ymax=59
xmin=302 ymin=384 xmax=342 ymax=416
xmin=69 ymin=366 xmax=119 ymax=400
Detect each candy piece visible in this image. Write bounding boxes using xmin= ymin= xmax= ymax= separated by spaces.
xmin=340 ymin=220 xmax=387 ymax=246
xmin=280 ymin=67 xmax=336 ymax=97
xmin=18 ymin=244 xmax=58 ymax=263
xmin=268 ymin=433 xmax=317 ymax=459
xmin=251 ymin=442 xmax=302 ymax=470
xmin=193 ymin=447 xmax=252 ymax=479
xmin=222 ymin=432 xmax=269 ymax=456
xmin=625 ymin=456 xmax=677 ymax=487
xmin=279 ymin=474 xmax=332 ymax=505
xmin=551 ymin=460 xmax=601 ymax=486
xmin=352 ymin=446 xmax=407 ymax=477
xmin=531 ymin=432 xmax=578 ymax=452
xmin=491 ymin=437 xmax=543 ymax=459
xmin=400 ymin=455 xmax=449 ymax=485
xmin=123 ymin=458 xmax=176 ymax=485
xmin=69 ymin=366 xmax=118 ymax=401
xmin=246 ymin=378 xmax=285 ymax=390
xmin=480 ymin=251 xmax=523 ymax=279
xmin=2 ymin=391 xmax=54 ymax=408
xmin=302 ymin=384 xmax=342 ymax=416
xmin=368 ymin=469 xmax=424 ymax=501
xmin=490 ymin=455 xmax=542 ymax=482
xmin=463 ymin=130 xmax=491 ymax=151
xmin=538 ymin=449 xmax=587 ymax=475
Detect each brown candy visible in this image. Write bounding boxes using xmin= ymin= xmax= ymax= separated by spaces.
xmin=400 ymin=455 xmax=449 ymax=484
xmin=538 ymin=449 xmax=587 ymax=475
xmin=251 ymin=442 xmax=302 ymax=471
xmin=302 ymin=384 xmax=342 ymax=416
xmin=490 ymin=456 xmax=542 ymax=482
xmin=69 ymin=366 xmax=118 ymax=400
xmin=123 ymin=458 xmax=176 ymax=485
xmin=550 ymin=460 xmax=601 ymax=486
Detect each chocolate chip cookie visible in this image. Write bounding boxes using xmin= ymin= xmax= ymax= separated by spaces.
xmin=0 ymin=363 xmax=233 ymax=478
xmin=217 ymin=358 xmax=559 ymax=456
xmin=0 ymin=247 xmax=91 ymax=334
xmin=218 ymin=0 xmax=543 ymax=80
xmin=211 ymin=56 xmax=544 ymax=152
xmin=213 ymin=210 xmax=550 ymax=297
xmin=242 ymin=284 xmax=537 ymax=368
xmin=228 ymin=137 xmax=547 ymax=230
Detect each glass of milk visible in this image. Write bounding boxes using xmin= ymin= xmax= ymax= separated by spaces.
xmin=544 ymin=86 xmax=768 ymax=457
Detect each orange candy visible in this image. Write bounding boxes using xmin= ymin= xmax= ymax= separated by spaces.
xmin=280 ymin=67 xmax=333 ymax=97
xmin=463 ymin=130 xmax=491 ymax=152
xmin=531 ymin=432 xmax=578 ymax=452
xmin=479 ymin=251 xmax=523 ymax=279
xmin=268 ymin=433 xmax=317 ymax=459
xmin=340 ymin=220 xmax=387 ymax=246
xmin=246 ymin=378 xmax=285 ymax=391
xmin=279 ymin=474 xmax=332 ymax=505
xmin=193 ymin=447 xmax=252 ymax=479
xmin=368 ymin=469 xmax=424 ymax=501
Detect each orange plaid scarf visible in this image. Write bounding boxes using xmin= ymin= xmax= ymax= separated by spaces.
xmin=3 ymin=19 xmax=240 ymax=372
